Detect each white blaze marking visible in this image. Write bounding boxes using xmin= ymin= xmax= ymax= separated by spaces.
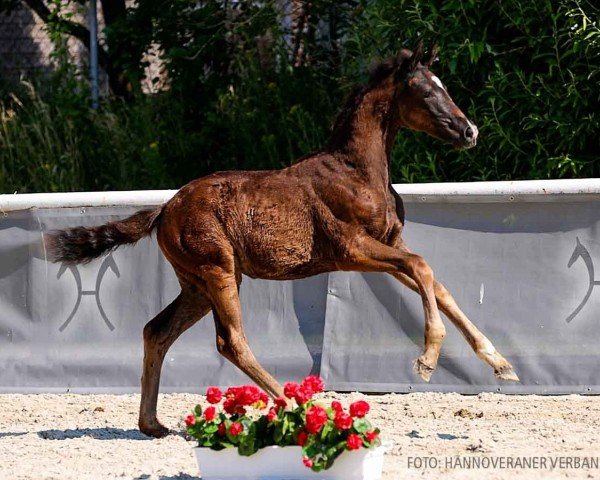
xmin=431 ymin=75 xmax=445 ymax=90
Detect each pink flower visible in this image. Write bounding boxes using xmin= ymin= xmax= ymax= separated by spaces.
xmin=365 ymin=431 xmax=379 ymax=443
xmin=346 ymin=433 xmax=362 ymax=450
xmin=204 ymin=406 xmax=217 ymax=422
xmin=185 ymin=414 xmax=196 ymax=426
xmin=303 ymin=457 xmax=313 ymax=468
xmin=296 ymin=430 xmax=308 ymax=446
xmin=349 ymin=400 xmax=370 ymax=418
xmin=274 ymin=397 xmax=287 ymax=409
xmin=284 ymin=382 xmax=300 ymax=399
xmin=229 ymin=422 xmax=243 ymax=437
xmin=301 ymin=375 xmax=325 ymax=395
xmin=305 ymin=405 xmax=328 ymax=434
xmin=334 ymin=412 xmax=352 ymax=430
xmin=206 ymin=386 xmax=222 ymax=404
xmin=267 ymin=407 xmax=278 ymax=422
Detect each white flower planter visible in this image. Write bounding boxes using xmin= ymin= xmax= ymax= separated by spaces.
xmin=194 ymin=445 xmax=386 ymax=480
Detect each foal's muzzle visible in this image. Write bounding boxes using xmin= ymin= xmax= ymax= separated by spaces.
xmin=461 ymin=122 xmax=478 ymax=149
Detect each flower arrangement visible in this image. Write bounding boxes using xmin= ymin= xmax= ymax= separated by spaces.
xmin=185 ymin=375 xmax=381 ymax=471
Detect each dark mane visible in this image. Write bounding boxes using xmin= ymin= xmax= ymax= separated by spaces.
xmin=327 ymin=50 xmax=412 ymax=150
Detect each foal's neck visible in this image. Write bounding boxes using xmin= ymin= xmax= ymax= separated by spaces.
xmin=326 ymin=79 xmax=400 ymax=185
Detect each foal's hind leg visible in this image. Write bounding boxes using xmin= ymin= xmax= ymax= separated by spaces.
xmin=204 ymin=267 xmax=284 ymax=398
xmin=391 ymin=272 xmax=519 ymax=381
xmin=139 ymin=283 xmax=211 ymax=438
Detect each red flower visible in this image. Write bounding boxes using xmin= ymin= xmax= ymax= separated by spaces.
xmin=217 ymin=422 xmax=226 ymax=436
xmin=257 ymin=392 xmax=269 ymax=409
xmin=235 ymin=405 xmax=247 ymax=416
xmin=331 ymin=401 xmax=343 ymax=413
xmin=349 ymin=400 xmax=370 ymax=418
xmin=365 ymin=431 xmax=379 ymax=443
xmin=238 ymin=385 xmax=261 ymax=406
xmin=303 ymin=457 xmax=313 ymax=468
xmin=301 ymin=375 xmax=325 ymax=395
xmin=229 ymin=422 xmax=243 ymax=437
xmin=206 ymin=386 xmax=222 ymax=404
xmin=185 ymin=414 xmax=196 ymax=426
xmin=267 ymin=407 xmax=278 ymax=423
xmin=284 ymin=382 xmax=300 ymax=399
xmin=346 ymin=433 xmax=362 ymax=450
xmin=204 ymin=406 xmax=217 ymax=422
xmin=225 ymin=386 xmax=241 ymax=400
xmin=274 ymin=397 xmax=287 ymax=409
xmin=334 ymin=412 xmax=352 ymax=430
xmin=305 ymin=405 xmax=328 ymax=434
xmin=294 ymin=386 xmax=313 ymax=405
xmin=223 ymin=398 xmax=236 ymax=415
xmin=296 ymin=430 xmax=308 ymax=446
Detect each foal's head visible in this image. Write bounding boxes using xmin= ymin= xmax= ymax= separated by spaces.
xmin=392 ymin=43 xmax=478 ymax=149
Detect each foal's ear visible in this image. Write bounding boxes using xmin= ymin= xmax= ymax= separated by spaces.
xmin=394 ymin=41 xmax=424 ymax=83
xmin=409 ymin=41 xmax=424 ymax=71
xmin=424 ymin=43 xmax=439 ymax=68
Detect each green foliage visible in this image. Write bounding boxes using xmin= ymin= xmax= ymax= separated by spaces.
xmin=0 ymin=0 xmax=598 ymax=193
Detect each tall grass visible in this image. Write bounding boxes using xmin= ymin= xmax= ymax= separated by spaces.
xmin=0 ymin=83 xmax=83 ymax=193
xmin=0 ymin=82 xmax=185 ymax=193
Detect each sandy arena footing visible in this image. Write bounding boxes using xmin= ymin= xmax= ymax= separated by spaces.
xmin=1 ymin=392 xmax=599 ymax=479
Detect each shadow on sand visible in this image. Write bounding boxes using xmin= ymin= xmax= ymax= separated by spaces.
xmin=37 ymin=427 xmax=153 ymax=441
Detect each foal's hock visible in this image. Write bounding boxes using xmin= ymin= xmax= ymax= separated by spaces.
xmin=46 ymin=43 xmax=518 ymax=438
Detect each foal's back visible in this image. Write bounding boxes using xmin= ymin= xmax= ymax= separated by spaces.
xmin=156 ymin=155 xmax=343 ymax=280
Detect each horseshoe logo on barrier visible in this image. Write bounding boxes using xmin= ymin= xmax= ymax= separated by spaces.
xmin=566 ymin=237 xmax=600 ymax=323
xmin=57 ymin=254 xmax=120 ymax=332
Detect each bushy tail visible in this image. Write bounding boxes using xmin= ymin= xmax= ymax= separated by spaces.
xmin=46 ymin=207 xmax=162 ymax=264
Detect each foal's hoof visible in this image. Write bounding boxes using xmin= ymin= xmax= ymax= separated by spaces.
xmin=139 ymin=419 xmax=170 ymax=439
xmin=413 ymin=357 xmax=435 ymax=382
xmin=495 ymin=366 xmax=520 ymax=383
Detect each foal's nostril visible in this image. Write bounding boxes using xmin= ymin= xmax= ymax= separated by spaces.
xmin=464 ymin=126 xmax=474 ymax=140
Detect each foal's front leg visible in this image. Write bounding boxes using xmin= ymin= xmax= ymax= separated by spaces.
xmin=391 ymin=272 xmax=519 ymax=381
xmin=204 ymin=267 xmax=284 ymax=398
xmin=342 ymin=234 xmax=446 ymax=381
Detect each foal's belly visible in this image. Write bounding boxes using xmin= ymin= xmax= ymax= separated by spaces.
xmin=232 ymin=204 xmax=334 ymax=280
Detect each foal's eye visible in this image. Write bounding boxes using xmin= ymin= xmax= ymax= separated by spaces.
xmin=423 ymin=90 xmax=432 ymax=98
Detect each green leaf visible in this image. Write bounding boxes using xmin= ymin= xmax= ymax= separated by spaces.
xmin=352 ymin=418 xmax=372 ymax=434
xmin=321 ymin=421 xmax=332 ymax=441
xmin=204 ymin=423 xmax=219 ymax=434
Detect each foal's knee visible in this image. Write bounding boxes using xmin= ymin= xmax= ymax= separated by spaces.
xmin=408 ymin=255 xmax=434 ymax=284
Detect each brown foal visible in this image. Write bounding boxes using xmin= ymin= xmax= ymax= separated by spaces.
xmin=47 ymin=43 xmax=519 ymax=438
